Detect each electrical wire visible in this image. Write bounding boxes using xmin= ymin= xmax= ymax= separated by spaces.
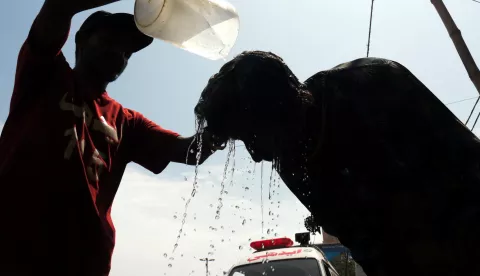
xmin=445 ymin=96 xmax=478 ymax=106
xmin=465 ymin=96 xmax=480 ymax=125
xmin=472 ymin=111 xmax=480 ymax=130
xmin=366 ymin=0 xmax=375 ymax=57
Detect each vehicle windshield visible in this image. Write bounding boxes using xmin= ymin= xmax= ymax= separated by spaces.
xmin=229 ymin=258 xmax=322 ymax=276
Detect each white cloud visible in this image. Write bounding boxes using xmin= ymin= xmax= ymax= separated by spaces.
xmin=110 ymin=154 xmax=311 ymax=276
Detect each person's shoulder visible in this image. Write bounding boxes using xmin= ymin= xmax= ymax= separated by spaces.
xmin=330 ymin=57 xmax=399 ymax=71
xmin=311 ymin=57 xmax=403 ymax=78
xmin=305 ymin=57 xmax=408 ymax=87
xmin=121 ymin=106 xmax=149 ymax=124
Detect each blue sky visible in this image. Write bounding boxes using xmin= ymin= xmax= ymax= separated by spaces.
xmin=1 ymin=0 xmax=480 ymax=275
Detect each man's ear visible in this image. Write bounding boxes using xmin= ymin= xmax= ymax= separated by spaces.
xmin=75 ymin=30 xmax=87 ymax=45
xmin=75 ymin=31 xmax=91 ymax=63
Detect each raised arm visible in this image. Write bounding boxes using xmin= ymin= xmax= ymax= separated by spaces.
xmin=28 ymin=1 xmax=73 ymax=56
xmin=30 ymin=0 xmax=119 ymax=54
xmin=10 ymin=0 xmax=120 ymax=112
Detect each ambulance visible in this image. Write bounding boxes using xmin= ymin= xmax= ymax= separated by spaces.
xmin=226 ymin=233 xmax=341 ymax=276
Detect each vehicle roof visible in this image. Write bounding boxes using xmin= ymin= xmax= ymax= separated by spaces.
xmin=233 ymin=245 xmax=328 ymax=267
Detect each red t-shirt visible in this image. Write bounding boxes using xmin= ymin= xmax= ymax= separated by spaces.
xmin=0 ymin=34 xmax=179 ymax=275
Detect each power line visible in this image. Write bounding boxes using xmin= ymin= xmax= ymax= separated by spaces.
xmin=445 ymin=96 xmax=478 ymax=105
xmin=471 ymin=112 xmax=480 ymax=130
xmin=465 ymin=97 xmax=480 ymax=125
xmin=366 ymin=0 xmax=375 ymax=57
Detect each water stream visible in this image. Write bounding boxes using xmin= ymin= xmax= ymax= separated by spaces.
xmin=172 ymin=125 xmax=204 ymax=253
xmin=260 ymin=161 xmax=264 ymax=234
xmin=215 ymin=141 xmax=236 ymax=220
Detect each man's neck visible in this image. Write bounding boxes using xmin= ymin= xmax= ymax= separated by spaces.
xmin=73 ymin=68 xmax=108 ymax=99
xmin=276 ymin=98 xmax=322 ymax=169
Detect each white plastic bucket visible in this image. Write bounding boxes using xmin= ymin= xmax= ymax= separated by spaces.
xmin=134 ymin=0 xmax=240 ymax=60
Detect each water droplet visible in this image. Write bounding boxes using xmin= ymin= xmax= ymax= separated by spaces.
xmin=163 ymin=253 xmax=167 ymax=258
xmin=242 ymin=219 xmax=246 ymax=225
xmin=168 ymin=264 xmax=172 ymax=268
xmin=239 ymin=245 xmax=243 ymax=250
xmin=173 ymin=215 xmax=177 ymax=219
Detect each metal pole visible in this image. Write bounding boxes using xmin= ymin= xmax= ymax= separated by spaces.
xmin=200 ymin=258 xmax=215 ymax=276
xmin=431 ymin=0 xmax=480 ymax=95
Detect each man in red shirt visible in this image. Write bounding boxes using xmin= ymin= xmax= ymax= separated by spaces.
xmin=0 ymin=0 xmax=224 ymax=275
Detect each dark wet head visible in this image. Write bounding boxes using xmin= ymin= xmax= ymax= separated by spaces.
xmin=195 ymin=51 xmax=313 ymax=162
xmin=75 ymin=11 xmax=153 ymax=82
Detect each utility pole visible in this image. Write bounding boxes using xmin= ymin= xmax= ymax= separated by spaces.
xmin=431 ymin=0 xmax=480 ymax=95
xmin=199 ymin=257 xmax=215 ymax=276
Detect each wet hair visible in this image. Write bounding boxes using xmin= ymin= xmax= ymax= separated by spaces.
xmin=194 ymin=51 xmax=313 ymax=140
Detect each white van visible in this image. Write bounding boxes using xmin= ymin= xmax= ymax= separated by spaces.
xmin=226 ymin=233 xmax=341 ymax=276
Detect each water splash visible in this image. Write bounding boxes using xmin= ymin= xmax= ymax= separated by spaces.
xmin=229 ymin=142 xmax=236 ymax=186
xmin=172 ymin=124 xmax=204 ymax=253
xmin=268 ymin=163 xmax=274 ymax=200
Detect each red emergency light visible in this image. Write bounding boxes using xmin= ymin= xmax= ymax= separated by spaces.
xmin=250 ymin=237 xmax=294 ymax=251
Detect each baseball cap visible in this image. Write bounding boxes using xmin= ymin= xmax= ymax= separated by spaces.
xmin=76 ymin=11 xmax=154 ymax=53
